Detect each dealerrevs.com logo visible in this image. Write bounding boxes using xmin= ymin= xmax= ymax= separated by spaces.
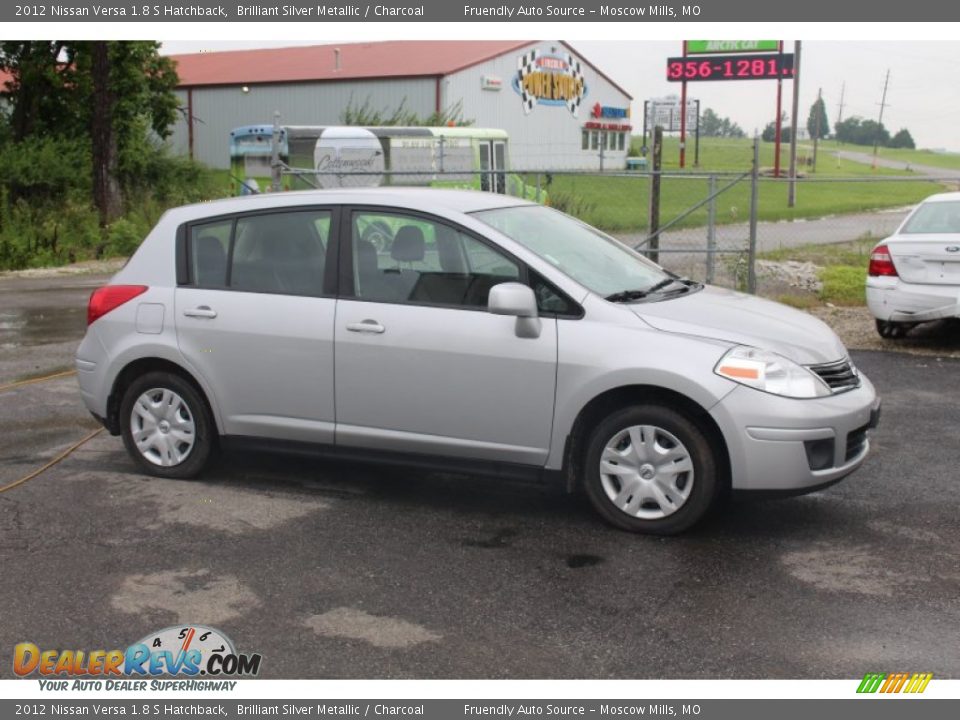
xmin=14 ymin=625 xmax=262 ymax=690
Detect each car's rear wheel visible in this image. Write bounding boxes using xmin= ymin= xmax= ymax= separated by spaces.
xmin=119 ymin=371 xmax=215 ymax=479
xmin=876 ymin=319 xmax=914 ymax=339
xmin=583 ymin=404 xmax=719 ymax=535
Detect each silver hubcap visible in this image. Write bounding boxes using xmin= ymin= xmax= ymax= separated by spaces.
xmin=130 ymin=388 xmax=196 ymax=467
xmin=599 ymin=425 xmax=694 ymax=520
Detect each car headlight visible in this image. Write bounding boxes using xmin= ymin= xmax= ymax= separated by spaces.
xmin=714 ymin=346 xmax=831 ymax=399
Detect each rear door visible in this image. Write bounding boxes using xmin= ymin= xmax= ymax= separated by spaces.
xmin=175 ymin=207 xmax=340 ymax=443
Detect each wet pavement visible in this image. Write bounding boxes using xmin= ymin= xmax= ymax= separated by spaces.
xmin=0 ymin=275 xmax=958 ymax=679
xmin=0 ymin=274 xmax=105 ymax=383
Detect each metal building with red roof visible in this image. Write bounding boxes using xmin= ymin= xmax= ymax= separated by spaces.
xmin=164 ymin=41 xmax=633 ymax=171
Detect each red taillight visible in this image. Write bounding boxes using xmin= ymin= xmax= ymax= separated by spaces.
xmin=87 ymin=285 xmax=148 ymax=326
xmin=868 ymin=244 xmax=898 ymax=277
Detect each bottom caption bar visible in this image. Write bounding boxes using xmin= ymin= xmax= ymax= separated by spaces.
xmin=3 ymin=699 xmax=958 ymax=719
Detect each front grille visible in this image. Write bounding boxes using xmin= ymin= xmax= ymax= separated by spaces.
xmin=809 ymin=358 xmax=861 ymax=393
xmin=845 ymin=424 xmax=869 ymax=462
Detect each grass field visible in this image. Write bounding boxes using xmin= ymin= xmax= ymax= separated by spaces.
xmin=532 ymin=136 xmax=943 ymax=232
xmin=541 ymin=170 xmax=939 ymax=233
xmin=631 ymin=136 xmax=960 ymax=174
xmin=631 ymin=136 xmax=917 ymax=177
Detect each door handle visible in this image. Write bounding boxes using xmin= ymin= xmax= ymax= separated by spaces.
xmin=345 ymin=319 xmax=385 ymax=334
xmin=183 ymin=306 xmax=218 ymax=319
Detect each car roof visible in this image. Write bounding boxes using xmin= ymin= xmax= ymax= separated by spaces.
xmin=917 ymin=191 xmax=960 ymax=204
xmin=165 ymin=187 xmax=532 ymax=224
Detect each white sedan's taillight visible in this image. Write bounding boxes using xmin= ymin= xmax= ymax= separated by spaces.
xmin=868 ymin=245 xmax=898 ymax=277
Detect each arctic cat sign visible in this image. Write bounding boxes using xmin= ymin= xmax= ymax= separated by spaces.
xmin=686 ymin=40 xmax=780 ymax=54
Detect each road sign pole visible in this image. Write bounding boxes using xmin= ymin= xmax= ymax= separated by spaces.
xmin=774 ymin=41 xmax=783 ymax=178
xmin=680 ymin=41 xmax=688 ymax=169
xmin=788 ymin=40 xmax=802 ymax=207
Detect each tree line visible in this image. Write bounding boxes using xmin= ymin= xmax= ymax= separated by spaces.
xmin=761 ymin=96 xmax=915 ymax=149
xmin=0 ymin=41 xmax=220 ymax=270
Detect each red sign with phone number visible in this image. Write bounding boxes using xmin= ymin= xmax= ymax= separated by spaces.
xmin=666 ymin=53 xmax=795 ymax=82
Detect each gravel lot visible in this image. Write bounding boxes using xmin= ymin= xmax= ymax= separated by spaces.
xmin=812 ymin=305 xmax=960 ymax=359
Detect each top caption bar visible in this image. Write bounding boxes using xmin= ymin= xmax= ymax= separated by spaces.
xmin=3 ymin=0 xmax=956 ymax=22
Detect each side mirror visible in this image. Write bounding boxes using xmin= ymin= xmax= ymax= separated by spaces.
xmin=488 ymin=282 xmax=541 ymax=339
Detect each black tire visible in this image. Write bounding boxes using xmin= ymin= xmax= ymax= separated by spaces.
xmin=119 ymin=370 xmax=216 ymax=479
xmin=582 ymin=404 xmax=719 ymax=535
xmin=876 ymin=319 xmax=913 ymax=339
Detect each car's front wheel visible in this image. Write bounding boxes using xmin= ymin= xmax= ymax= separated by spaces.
xmin=119 ymin=371 xmax=215 ymax=479
xmin=583 ymin=404 xmax=719 ymax=535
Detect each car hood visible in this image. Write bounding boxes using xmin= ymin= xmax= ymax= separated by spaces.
xmin=630 ymin=285 xmax=847 ymax=365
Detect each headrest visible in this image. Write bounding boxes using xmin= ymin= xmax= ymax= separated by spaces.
xmin=391 ymin=226 xmax=425 ymax=263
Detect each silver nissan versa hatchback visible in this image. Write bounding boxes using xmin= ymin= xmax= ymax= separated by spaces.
xmin=76 ymin=189 xmax=881 ymax=534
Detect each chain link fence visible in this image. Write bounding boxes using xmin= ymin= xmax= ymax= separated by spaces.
xmin=273 ymin=158 xmax=957 ymax=297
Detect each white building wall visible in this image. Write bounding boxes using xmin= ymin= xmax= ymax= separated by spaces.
xmin=442 ymin=41 xmax=633 ymax=171
xmin=168 ymin=78 xmax=436 ymax=169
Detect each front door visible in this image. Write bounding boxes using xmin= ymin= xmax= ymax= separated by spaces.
xmin=334 ymin=208 xmax=557 ymax=466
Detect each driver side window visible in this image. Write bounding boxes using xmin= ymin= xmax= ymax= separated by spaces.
xmin=350 ymin=211 xmax=520 ymax=308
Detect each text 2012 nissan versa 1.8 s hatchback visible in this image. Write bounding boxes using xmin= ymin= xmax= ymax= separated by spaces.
xmin=77 ymin=189 xmax=881 ymax=534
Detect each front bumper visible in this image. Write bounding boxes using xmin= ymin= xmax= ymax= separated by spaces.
xmin=710 ymin=373 xmax=880 ymax=493
xmin=867 ymin=277 xmax=960 ymax=323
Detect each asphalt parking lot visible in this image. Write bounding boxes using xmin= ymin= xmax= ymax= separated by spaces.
xmin=1 ymin=274 xmax=959 ymax=679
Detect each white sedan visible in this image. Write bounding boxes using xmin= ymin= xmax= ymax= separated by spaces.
xmin=867 ymin=191 xmax=960 ymax=338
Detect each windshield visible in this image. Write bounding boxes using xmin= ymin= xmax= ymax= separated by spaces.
xmin=902 ymin=200 xmax=960 ymax=234
xmin=471 ymin=205 xmax=669 ymax=298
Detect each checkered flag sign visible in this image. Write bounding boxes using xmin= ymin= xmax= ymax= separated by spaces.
xmin=565 ymin=53 xmax=585 ymax=117
xmin=517 ymin=49 xmax=539 ymax=114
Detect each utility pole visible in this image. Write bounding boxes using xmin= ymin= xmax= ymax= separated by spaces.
xmin=835 ymin=81 xmax=845 ymax=168
xmin=872 ymin=69 xmax=891 ymax=170
xmin=787 ymin=40 xmax=802 ymax=208
xmin=812 ymin=87 xmax=822 ymax=173
xmin=835 ymin=82 xmax=845 ymax=136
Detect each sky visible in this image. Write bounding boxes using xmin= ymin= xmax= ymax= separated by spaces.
xmin=161 ymin=40 xmax=960 ymax=152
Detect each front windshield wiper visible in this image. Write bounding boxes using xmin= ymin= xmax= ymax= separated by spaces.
xmin=605 ymin=277 xmax=685 ymax=303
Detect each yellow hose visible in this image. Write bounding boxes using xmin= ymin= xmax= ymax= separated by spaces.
xmin=0 ymin=427 xmax=104 ymax=494
xmin=0 ymin=369 xmax=77 ymax=393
